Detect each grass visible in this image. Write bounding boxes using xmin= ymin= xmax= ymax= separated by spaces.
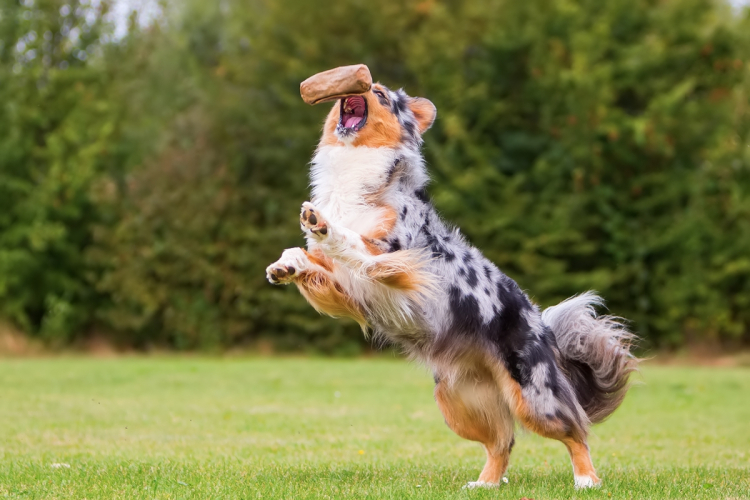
xmin=0 ymin=357 xmax=748 ymax=499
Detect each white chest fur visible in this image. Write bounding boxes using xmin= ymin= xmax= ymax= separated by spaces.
xmin=310 ymin=145 xmax=398 ymax=235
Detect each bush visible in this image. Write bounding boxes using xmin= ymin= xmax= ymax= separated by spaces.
xmin=0 ymin=0 xmax=748 ymax=351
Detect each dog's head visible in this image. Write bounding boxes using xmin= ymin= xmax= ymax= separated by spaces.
xmin=319 ymin=84 xmax=436 ymax=149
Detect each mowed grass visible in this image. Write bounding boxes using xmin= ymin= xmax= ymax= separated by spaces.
xmin=0 ymin=358 xmax=748 ymax=499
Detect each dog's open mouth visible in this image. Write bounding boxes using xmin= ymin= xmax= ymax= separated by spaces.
xmin=339 ymin=95 xmax=367 ymax=132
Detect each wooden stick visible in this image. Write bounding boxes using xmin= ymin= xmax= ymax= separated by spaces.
xmin=300 ymin=64 xmax=372 ymax=105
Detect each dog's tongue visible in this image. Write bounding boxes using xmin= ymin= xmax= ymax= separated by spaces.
xmin=344 ymin=115 xmax=362 ymax=128
xmin=343 ymin=97 xmax=365 ymax=128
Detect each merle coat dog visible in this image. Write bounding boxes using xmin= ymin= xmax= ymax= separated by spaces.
xmin=266 ymin=82 xmax=638 ymax=488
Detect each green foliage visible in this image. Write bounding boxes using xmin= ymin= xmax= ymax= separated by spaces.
xmin=0 ymin=0 xmax=748 ymax=350
xmin=0 ymin=0 xmax=117 ymax=341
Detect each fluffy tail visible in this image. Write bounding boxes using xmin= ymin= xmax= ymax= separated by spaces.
xmin=542 ymin=292 xmax=639 ymax=424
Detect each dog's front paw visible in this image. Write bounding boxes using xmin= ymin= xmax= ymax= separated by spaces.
xmin=300 ymin=202 xmax=329 ymax=240
xmin=574 ymin=475 xmax=601 ymax=489
xmin=266 ymin=248 xmax=308 ymax=285
xmin=462 ymin=481 xmax=500 ymax=489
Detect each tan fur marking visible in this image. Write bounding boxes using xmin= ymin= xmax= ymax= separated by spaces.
xmin=365 ymin=255 xmax=431 ymax=293
xmin=303 ymin=249 xmax=333 ymax=272
xmin=357 ymin=206 xmax=398 ymax=256
xmin=496 ymin=370 xmax=542 ymax=431
xmin=435 ymin=383 xmax=496 ymax=443
xmin=358 ymin=206 xmax=434 ymax=293
xmin=495 ymin=369 xmax=572 ymax=439
xmin=364 ymin=206 xmax=397 ymax=242
xmin=362 ymin=237 xmax=384 ymax=255
xmin=319 ymin=105 xmax=342 ymax=147
xmin=371 ymin=268 xmax=419 ymax=290
xmin=477 ymin=446 xmax=510 ymax=484
xmin=352 ymin=85 xmax=402 ymax=148
xmin=563 ymin=439 xmax=599 ymax=483
xmin=295 ymin=270 xmax=366 ymax=326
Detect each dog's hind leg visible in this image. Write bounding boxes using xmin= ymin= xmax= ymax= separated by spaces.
xmin=491 ymin=358 xmax=600 ymax=489
xmin=561 ymin=439 xmax=599 ymax=488
xmin=434 ymin=373 xmax=514 ymax=487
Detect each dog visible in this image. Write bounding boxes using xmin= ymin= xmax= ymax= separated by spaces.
xmin=266 ymin=81 xmax=638 ymax=489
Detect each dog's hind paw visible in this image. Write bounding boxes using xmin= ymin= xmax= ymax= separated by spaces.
xmin=300 ymin=202 xmax=329 ymax=240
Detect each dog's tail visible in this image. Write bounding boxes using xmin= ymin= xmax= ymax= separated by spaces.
xmin=542 ymin=291 xmax=639 ymax=424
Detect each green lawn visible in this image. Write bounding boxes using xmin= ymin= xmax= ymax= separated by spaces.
xmin=0 ymin=357 xmax=748 ymax=499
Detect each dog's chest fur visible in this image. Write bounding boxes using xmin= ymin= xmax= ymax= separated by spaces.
xmin=310 ymin=145 xmax=398 ymax=234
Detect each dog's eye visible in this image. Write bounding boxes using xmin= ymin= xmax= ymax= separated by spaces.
xmin=373 ymin=89 xmax=388 ymax=102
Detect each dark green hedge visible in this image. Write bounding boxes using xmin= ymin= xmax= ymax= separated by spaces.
xmin=1 ymin=0 xmax=748 ymax=352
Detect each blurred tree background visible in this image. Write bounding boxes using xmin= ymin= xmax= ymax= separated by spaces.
xmin=0 ymin=0 xmax=748 ymax=353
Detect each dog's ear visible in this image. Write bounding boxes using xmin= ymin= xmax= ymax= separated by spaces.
xmin=409 ymin=97 xmax=437 ymax=134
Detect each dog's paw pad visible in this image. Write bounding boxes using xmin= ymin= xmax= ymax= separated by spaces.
xmin=267 ymin=265 xmax=295 ymax=284
xmin=266 ymin=248 xmax=307 ymax=285
xmin=300 ymin=202 xmax=329 ymax=238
